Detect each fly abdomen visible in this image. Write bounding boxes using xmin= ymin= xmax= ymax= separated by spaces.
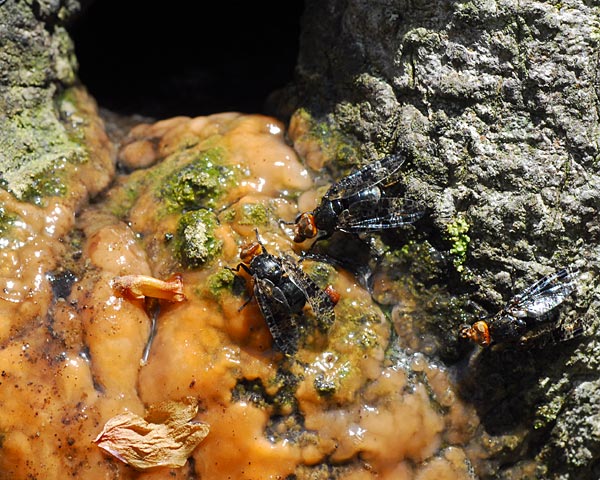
xmin=250 ymin=254 xmax=284 ymax=284
xmin=488 ymin=314 xmax=528 ymax=344
xmin=345 ymin=186 xmax=381 ymax=205
xmin=279 ymin=279 xmax=307 ymax=313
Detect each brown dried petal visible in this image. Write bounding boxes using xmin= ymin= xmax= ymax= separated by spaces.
xmin=113 ymin=273 xmax=186 ymax=302
xmin=94 ymin=397 xmax=209 ymax=469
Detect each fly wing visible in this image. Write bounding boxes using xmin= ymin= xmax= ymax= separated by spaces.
xmin=253 ymin=278 xmax=300 ymax=355
xmin=336 ymin=197 xmax=424 ymax=232
xmin=281 ymin=257 xmax=335 ymax=332
xmin=325 ymin=153 xmax=406 ymax=201
xmin=505 ymin=266 xmax=580 ymax=318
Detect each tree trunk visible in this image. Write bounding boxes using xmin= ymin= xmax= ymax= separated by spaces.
xmin=280 ymin=1 xmax=600 ymax=478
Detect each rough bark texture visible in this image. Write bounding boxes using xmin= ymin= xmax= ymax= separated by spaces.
xmin=280 ymin=1 xmax=600 ymax=478
xmin=0 ymin=0 xmax=112 ymax=204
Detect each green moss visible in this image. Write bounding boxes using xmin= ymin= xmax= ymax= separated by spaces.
xmin=106 ymin=181 xmax=143 ymax=219
xmin=293 ymin=108 xmax=360 ymax=172
xmin=0 ymin=204 xmax=17 ymax=236
xmin=445 ymin=215 xmax=471 ymax=273
xmin=159 ymin=148 xmax=235 ymax=213
xmin=175 ymin=209 xmax=222 ymax=268
xmin=335 ymin=298 xmax=385 ymax=351
xmin=207 ymin=268 xmax=236 ymax=297
xmin=238 ymin=202 xmax=269 ymax=226
xmin=0 ymin=92 xmax=87 ymax=203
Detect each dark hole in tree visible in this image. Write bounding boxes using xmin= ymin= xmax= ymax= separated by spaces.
xmin=68 ymin=0 xmax=303 ymax=119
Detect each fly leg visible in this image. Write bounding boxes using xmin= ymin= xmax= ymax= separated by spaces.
xmin=226 ymin=263 xmax=255 ymax=311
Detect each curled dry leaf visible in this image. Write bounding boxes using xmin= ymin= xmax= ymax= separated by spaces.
xmin=94 ymin=397 xmax=209 ymax=470
xmin=113 ymin=273 xmax=186 ymax=302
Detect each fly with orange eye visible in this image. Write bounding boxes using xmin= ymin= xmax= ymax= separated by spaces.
xmin=460 ymin=266 xmax=582 ymax=348
xmin=285 ymin=153 xmax=424 ymax=246
xmin=229 ymin=232 xmax=337 ymax=355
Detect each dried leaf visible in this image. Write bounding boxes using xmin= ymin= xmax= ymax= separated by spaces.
xmin=94 ymin=397 xmax=209 ymax=469
xmin=113 ymin=273 xmax=186 ymax=302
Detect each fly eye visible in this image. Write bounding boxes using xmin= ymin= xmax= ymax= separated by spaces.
xmin=240 ymin=242 xmax=262 ymax=263
xmin=293 ymin=214 xmax=317 ymax=242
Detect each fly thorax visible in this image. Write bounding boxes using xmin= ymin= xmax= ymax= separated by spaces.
xmin=313 ymin=201 xmax=339 ymax=233
xmin=250 ymin=255 xmax=283 ymax=283
xmin=489 ymin=314 xmax=528 ymax=343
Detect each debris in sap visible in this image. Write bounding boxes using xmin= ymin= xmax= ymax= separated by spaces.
xmin=289 ymin=153 xmax=424 ymax=245
xmin=113 ymin=274 xmax=186 ymax=302
xmin=113 ymin=274 xmax=186 ymax=365
xmin=229 ymin=233 xmax=337 ymax=355
xmin=460 ymin=266 xmax=582 ymax=347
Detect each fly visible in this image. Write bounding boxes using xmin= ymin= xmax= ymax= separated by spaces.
xmin=289 ymin=153 xmax=424 ymax=244
xmin=230 ymin=233 xmax=337 ymax=355
xmin=460 ymin=266 xmax=582 ymax=347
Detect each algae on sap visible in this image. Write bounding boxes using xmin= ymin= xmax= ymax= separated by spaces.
xmin=0 ymin=204 xmax=17 ymax=236
xmin=175 ymin=209 xmax=222 ymax=268
xmin=0 ymin=94 xmax=87 ymax=204
xmin=207 ymin=268 xmax=237 ymax=298
xmin=237 ymin=202 xmax=269 ymax=227
xmin=160 ymin=148 xmax=237 ymax=213
xmin=290 ymin=108 xmax=360 ymax=172
xmin=302 ymin=261 xmax=337 ymax=290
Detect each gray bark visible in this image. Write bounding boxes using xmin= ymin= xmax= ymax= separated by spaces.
xmin=283 ymin=1 xmax=600 ymax=478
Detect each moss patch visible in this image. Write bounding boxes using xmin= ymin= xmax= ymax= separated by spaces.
xmin=207 ymin=268 xmax=237 ymax=297
xmin=290 ymin=108 xmax=360 ymax=173
xmin=0 ymin=90 xmax=87 ymax=202
xmin=445 ymin=215 xmax=470 ymax=273
xmin=237 ymin=202 xmax=269 ymax=226
xmin=175 ymin=209 xmax=222 ymax=268
xmin=160 ymin=148 xmax=235 ymax=213
xmin=0 ymin=204 xmax=17 ymax=236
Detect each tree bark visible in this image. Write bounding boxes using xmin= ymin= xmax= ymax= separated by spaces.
xmin=281 ymin=1 xmax=600 ymax=478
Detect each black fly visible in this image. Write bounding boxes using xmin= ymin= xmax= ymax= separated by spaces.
xmin=460 ymin=266 xmax=582 ymax=347
xmin=289 ymin=153 xmax=424 ymax=245
xmin=230 ymin=233 xmax=337 ymax=355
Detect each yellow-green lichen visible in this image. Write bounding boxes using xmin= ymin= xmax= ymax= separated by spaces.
xmin=175 ymin=209 xmax=222 ymax=268
xmin=237 ymin=202 xmax=269 ymax=227
xmin=445 ymin=216 xmax=470 ymax=272
xmin=159 ymin=148 xmax=236 ymax=214
xmin=0 ymin=204 xmax=17 ymax=236
xmin=0 ymin=91 xmax=87 ymax=203
xmin=292 ymin=108 xmax=360 ymax=172
xmin=207 ymin=268 xmax=236 ymax=297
